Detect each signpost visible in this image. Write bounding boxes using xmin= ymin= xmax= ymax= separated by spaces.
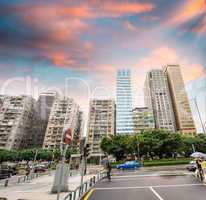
xmin=64 ymin=129 xmax=72 ymax=145
xmin=52 ymin=128 xmax=72 ymax=200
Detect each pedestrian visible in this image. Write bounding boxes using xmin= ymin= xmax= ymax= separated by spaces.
xmin=106 ymin=161 xmax=112 ymax=181
xmin=26 ymin=164 xmax=31 ymax=176
xmin=196 ymin=159 xmax=204 ymax=182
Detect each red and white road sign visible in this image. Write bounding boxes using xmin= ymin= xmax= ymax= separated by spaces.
xmin=64 ymin=128 xmax=72 ymax=145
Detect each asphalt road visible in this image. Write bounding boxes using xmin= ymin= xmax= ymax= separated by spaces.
xmin=85 ymin=170 xmax=206 ymax=200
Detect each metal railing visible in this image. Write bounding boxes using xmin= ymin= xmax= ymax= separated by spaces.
xmin=63 ymin=171 xmax=106 ymax=200
xmin=0 ymin=172 xmax=48 ymax=187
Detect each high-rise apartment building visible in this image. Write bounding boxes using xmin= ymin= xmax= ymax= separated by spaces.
xmin=164 ymin=65 xmax=196 ymax=135
xmin=144 ymin=69 xmax=176 ymax=132
xmin=43 ymin=97 xmax=80 ymax=149
xmin=38 ymin=92 xmax=57 ymax=121
xmin=0 ymin=96 xmax=4 ymax=112
xmin=73 ymin=111 xmax=84 ymax=148
xmin=37 ymin=92 xmax=57 ymax=147
xmin=132 ymin=107 xmax=155 ymax=133
xmin=0 ymin=95 xmax=38 ymax=150
xmin=87 ymin=99 xmax=115 ymax=163
xmin=116 ymin=69 xmax=133 ymax=134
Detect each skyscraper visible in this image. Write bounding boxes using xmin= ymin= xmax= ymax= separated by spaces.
xmin=0 ymin=96 xmax=4 ymax=112
xmin=116 ymin=69 xmax=134 ymax=134
xmin=43 ymin=97 xmax=80 ymax=149
xmin=164 ymin=65 xmax=196 ymax=135
xmin=87 ymin=99 xmax=115 ymax=163
xmin=144 ymin=69 xmax=176 ymax=132
xmin=38 ymin=92 xmax=57 ymax=121
xmin=37 ymin=92 xmax=57 ymax=146
xmin=0 ymin=95 xmax=38 ymax=150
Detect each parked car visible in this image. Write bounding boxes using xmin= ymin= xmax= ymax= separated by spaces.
xmin=186 ymin=161 xmax=197 ymax=172
xmin=117 ymin=161 xmax=141 ymax=170
xmin=34 ymin=164 xmax=46 ymax=173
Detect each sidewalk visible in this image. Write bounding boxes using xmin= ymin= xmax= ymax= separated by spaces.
xmin=0 ymin=171 xmax=96 ymax=200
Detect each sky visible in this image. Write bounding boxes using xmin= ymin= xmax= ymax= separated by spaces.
xmin=0 ymin=0 xmax=206 ymax=132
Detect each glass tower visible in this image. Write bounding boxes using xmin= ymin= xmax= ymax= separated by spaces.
xmin=116 ymin=69 xmax=134 ymax=134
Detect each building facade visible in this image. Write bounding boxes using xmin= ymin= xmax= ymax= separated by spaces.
xmin=132 ymin=107 xmax=155 ymax=133
xmin=37 ymin=92 xmax=57 ymax=147
xmin=116 ymin=69 xmax=134 ymax=134
xmin=0 ymin=95 xmax=4 ymax=111
xmin=144 ymin=69 xmax=176 ymax=132
xmin=164 ymin=65 xmax=196 ymax=135
xmin=38 ymin=92 xmax=57 ymax=121
xmin=72 ymin=111 xmax=84 ymax=148
xmin=87 ymin=99 xmax=115 ymax=163
xmin=43 ymin=97 xmax=80 ymax=149
xmin=0 ymin=95 xmax=38 ymax=150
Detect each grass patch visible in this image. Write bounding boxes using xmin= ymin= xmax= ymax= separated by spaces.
xmin=143 ymin=158 xmax=192 ymax=167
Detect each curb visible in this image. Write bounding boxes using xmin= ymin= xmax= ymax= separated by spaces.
xmin=80 ymin=187 xmax=95 ymax=200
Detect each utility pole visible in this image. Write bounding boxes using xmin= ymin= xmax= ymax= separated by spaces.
xmin=137 ymin=142 xmax=140 ymax=161
xmin=194 ymin=98 xmax=206 ymax=134
xmin=80 ymin=138 xmax=86 ymax=195
xmin=33 ymin=149 xmax=38 ymax=163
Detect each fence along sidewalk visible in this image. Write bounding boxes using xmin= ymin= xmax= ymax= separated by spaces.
xmin=64 ymin=170 xmax=107 ymax=200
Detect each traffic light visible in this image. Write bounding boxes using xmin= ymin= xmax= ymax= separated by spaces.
xmin=84 ymin=144 xmax=90 ymax=158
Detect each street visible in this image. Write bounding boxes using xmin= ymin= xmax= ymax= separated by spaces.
xmin=85 ymin=169 xmax=206 ymax=200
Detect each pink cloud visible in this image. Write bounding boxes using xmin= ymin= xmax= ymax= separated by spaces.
xmin=168 ymin=0 xmax=206 ymax=25
xmin=99 ymin=1 xmax=155 ymax=17
xmin=22 ymin=1 xmax=155 ymax=22
xmin=1 ymin=1 xmax=155 ymax=69
xmin=15 ymin=1 xmax=153 ymax=69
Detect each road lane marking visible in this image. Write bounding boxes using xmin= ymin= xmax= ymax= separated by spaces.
xmin=84 ymin=188 xmax=95 ymax=200
xmin=112 ymin=173 xmax=191 ymax=179
xmin=111 ymin=177 xmax=192 ymax=181
xmin=150 ymin=187 xmax=164 ymax=200
xmin=94 ymin=183 xmax=203 ymax=190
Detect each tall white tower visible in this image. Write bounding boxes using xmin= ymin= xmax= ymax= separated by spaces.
xmin=116 ymin=69 xmax=134 ymax=134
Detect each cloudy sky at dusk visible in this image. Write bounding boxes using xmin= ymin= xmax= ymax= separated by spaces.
xmin=0 ymin=0 xmax=206 ymax=132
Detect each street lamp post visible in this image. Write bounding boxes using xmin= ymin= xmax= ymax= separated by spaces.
xmin=137 ymin=142 xmax=140 ymax=161
xmin=79 ymin=138 xmax=86 ymax=195
xmin=193 ymin=98 xmax=206 ymax=134
xmin=52 ymin=128 xmax=72 ymax=199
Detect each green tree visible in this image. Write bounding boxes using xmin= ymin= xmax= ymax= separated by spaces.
xmin=101 ymin=136 xmax=114 ymax=155
xmin=36 ymin=149 xmax=53 ymax=161
xmin=101 ymin=135 xmax=130 ymax=161
xmin=18 ymin=149 xmax=35 ymax=161
xmin=180 ymin=135 xmax=197 ymax=157
xmin=194 ymin=134 xmax=206 ymax=153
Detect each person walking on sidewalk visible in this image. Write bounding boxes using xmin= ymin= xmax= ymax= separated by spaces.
xmin=196 ymin=159 xmax=204 ymax=182
xmin=106 ymin=161 xmax=112 ymax=181
xmin=26 ymin=163 xmax=31 ymax=176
